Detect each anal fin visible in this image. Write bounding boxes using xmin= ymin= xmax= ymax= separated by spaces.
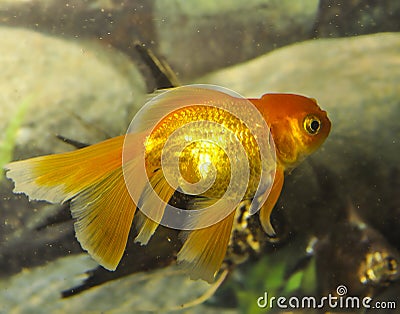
xmin=177 ymin=211 xmax=235 ymax=283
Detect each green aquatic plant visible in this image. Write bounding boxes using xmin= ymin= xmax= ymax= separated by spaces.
xmin=0 ymin=96 xmax=31 ymax=177
xmin=220 ymin=240 xmax=317 ymax=313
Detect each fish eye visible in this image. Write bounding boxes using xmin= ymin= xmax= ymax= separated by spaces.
xmin=303 ymin=115 xmax=321 ymax=135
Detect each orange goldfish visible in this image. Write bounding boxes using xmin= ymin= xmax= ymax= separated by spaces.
xmin=4 ymin=85 xmax=331 ymax=283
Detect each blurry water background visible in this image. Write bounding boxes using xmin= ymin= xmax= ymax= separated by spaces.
xmin=0 ymin=1 xmax=399 ymax=313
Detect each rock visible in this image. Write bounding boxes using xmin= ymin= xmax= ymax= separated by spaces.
xmin=2 ymin=0 xmax=400 ymax=83
xmin=0 ymin=26 xmax=146 ymax=159
xmin=0 ymin=1 xmax=159 ymax=88
xmin=154 ymin=0 xmax=319 ymax=80
xmin=0 ymin=254 xmax=234 ymax=314
xmin=314 ymin=0 xmax=400 ymax=38
xmin=0 ymin=25 xmax=146 ymax=278
xmin=0 ymin=25 xmax=236 ymax=314
xmin=198 ymin=32 xmax=400 ymax=245
xmin=0 ymin=0 xmax=320 ymax=81
xmin=198 ymin=32 xmax=400 ymax=308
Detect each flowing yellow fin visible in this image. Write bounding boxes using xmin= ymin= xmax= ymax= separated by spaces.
xmin=259 ymin=167 xmax=284 ymax=236
xmin=177 ymin=211 xmax=235 ymax=283
xmin=134 ymin=170 xmax=175 ymax=245
xmin=71 ymin=165 xmax=136 ymax=270
xmin=5 ymin=134 xmax=149 ymax=270
xmin=4 ymin=135 xmax=126 ymax=203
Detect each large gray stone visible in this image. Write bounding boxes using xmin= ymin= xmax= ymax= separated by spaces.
xmin=0 ymin=26 xmax=146 ymax=159
xmin=154 ymin=0 xmax=319 ymax=80
xmin=0 ymin=254 xmax=231 ymax=314
xmin=0 ymin=0 xmax=320 ymax=81
xmin=199 ymin=32 xmax=400 ymax=242
xmin=0 ymin=24 xmax=146 ymax=289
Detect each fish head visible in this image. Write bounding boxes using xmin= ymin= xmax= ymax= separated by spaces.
xmin=253 ymin=93 xmax=331 ymax=169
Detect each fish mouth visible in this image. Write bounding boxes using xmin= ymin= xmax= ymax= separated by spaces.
xmin=284 ymin=153 xmax=308 ymax=171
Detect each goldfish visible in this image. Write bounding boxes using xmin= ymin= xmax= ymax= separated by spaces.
xmin=4 ymin=85 xmax=331 ymax=283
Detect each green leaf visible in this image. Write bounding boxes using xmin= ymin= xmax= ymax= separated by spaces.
xmin=0 ymin=96 xmax=31 ymax=176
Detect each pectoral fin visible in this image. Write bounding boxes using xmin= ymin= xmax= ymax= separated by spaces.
xmin=259 ymin=166 xmax=284 ymax=236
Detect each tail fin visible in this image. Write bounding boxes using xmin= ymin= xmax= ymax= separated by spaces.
xmin=4 ymin=135 xmax=126 ymax=203
xmin=4 ymin=135 xmax=143 ymax=270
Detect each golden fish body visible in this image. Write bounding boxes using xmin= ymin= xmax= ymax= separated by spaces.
xmin=5 ymin=85 xmax=331 ymax=283
xmin=144 ymin=105 xmax=266 ymax=201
